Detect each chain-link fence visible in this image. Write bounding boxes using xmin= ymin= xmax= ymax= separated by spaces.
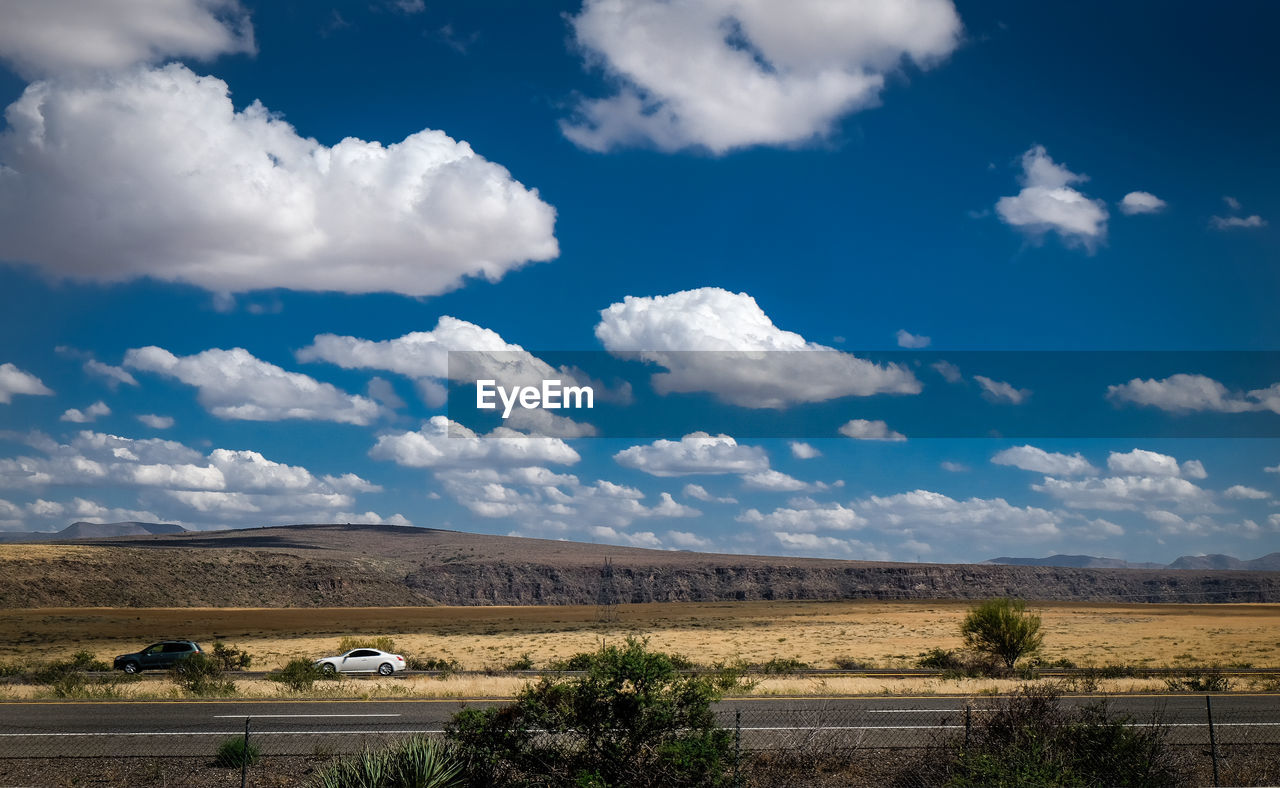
xmin=0 ymin=694 xmax=1276 ymax=786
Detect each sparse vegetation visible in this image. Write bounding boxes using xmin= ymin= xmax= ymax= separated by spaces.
xmin=408 ymin=655 xmax=462 ymax=674
xmin=268 ymin=658 xmax=338 ymax=692
xmin=758 ymin=657 xmax=811 ymax=674
xmin=899 ymin=685 xmax=1178 ymax=787
xmin=1163 ymin=665 xmax=1233 ymax=692
xmin=960 ymin=598 xmax=1044 ymax=669
xmin=214 ymin=736 xmax=261 ymax=768
xmin=500 ymin=652 xmax=534 ymax=671
xmin=209 ymin=641 xmax=252 ymax=671
xmin=339 ymin=636 xmax=398 ymax=653
xmin=171 ymin=652 xmax=236 ymax=697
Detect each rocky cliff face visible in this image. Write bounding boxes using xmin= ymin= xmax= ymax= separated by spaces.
xmin=2 ymin=524 xmax=1277 ymax=607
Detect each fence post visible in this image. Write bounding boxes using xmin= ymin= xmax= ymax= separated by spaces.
xmin=732 ymin=707 xmax=742 ymax=788
xmin=241 ymin=716 xmax=251 ymax=788
xmin=1205 ymin=695 xmax=1219 ymax=788
xmin=964 ymin=703 xmax=971 ymax=750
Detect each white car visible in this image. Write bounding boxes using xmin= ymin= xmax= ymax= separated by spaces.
xmin=315 ymin=648 xmax=406 ymax=675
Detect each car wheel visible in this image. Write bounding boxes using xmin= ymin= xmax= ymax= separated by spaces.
xmin=378 ymin=663 xmax=394 ymax=676
xmin=121 ymin=662 xmax=139 ymax=675
xmin=321 ymin=663 xmax=337 ymax=674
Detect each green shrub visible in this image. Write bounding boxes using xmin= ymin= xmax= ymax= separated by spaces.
xmin=916 ymin=648 xmax=965 ymax=670
xmin=214 ymin=736 xmax=261 ymax=768
xmin=502 ymin=653 xmax=535 ymax=671
xmin=446 ymin=637 xmax=736 ymax=788
xmin=707 ymin=658 xmax=757 ymax=693
xmin=268 ymin=658 xmax=337 ymax=692
xmin=311 ymin=736 xmax=462 ymax=788
xmin=758 ymin=657 xmax=810 ymax=675
xmin=210 ymin=641 xmax=252 ymax=671
xmin=408 ymin=655 xmax=462 ymax=674
xmin=900 ymin=685 xmax=1177 ymax=787
xmin=171 ymin=652 xmax=236 ymax=697
xmin=960 ymin=598 xmax=1044 ymax=669
xmin=832 ymin=656 xmax=871 ymax=670
xmin=339 ymin=636 xmax=398 ymax=653
xmin=26 ymin=651 xmax=113 ymax=687
xmin=546 ymin=652 xmax=596 ymax=672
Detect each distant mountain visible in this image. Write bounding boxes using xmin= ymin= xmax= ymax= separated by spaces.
xmin=0 ymin=521 xmax=187 ymax=542
xmin=1168 ymin=553 xmax=1280 ymax=571
xmin=984 ymin=554 xmax=1164 ymax=570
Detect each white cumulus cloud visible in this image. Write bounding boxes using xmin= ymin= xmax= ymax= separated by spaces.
xmin=1225 ymin=485 xmax=1270 ymax=500
xmin=0 ymin=363 xmax=53 ymax=404
xmin=995 ymin=145 xmax=1108 ymax=251
xmin=596 ymin=288 xmax=920 ymax=408
xmin=370 ymin=416 xmax=580 ymax=470
xmin=992 ymin=445 xmax=1097 ymax=476
xmin=789 ymin=441 xmax=821 ymax=459
xmin=614 ymin=432 xmax=768 ymax=477
xmin=1107 ymin=449 xmax=1184 ymax=478
xmin=1118 ymin=191 xmax=1167 ymax=215
xmin=137 ymin=414 xmax=175 ymax=430
xmin=0 ymin=64 xmax=558 ymax=297
xmin=60 ymin=401 xmax=110 ymax=424
xmin=1106 ymin=373 xmax=1276 ymax=414
xmin=838 ymin=419 xmax=906 ymax=442
xmin=895 ymin=329 xmax=931 ymax=349
xmin=563 ymin=0 xmax=962 ymax=154
xmin=125 ymin=346 xmax=381 ymax=425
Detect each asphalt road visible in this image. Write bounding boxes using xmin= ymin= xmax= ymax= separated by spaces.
xmin=0 ymin=695 xmax=1276 ymax=757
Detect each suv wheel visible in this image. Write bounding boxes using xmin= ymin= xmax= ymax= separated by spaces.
xmin=378 ymin=663 xmax=394 ymax=676
xmin=121 ymin=662 xmax=139 ymax=675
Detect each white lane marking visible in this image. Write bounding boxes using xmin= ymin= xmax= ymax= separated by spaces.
xmin=212 ymin=714 xmax=401 ymax=718
xmin=867 ymin=709 xmax=969 ymax=713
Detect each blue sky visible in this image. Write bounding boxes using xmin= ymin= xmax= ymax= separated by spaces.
xmin=0 ymin=0 xmax=1276 ymax=563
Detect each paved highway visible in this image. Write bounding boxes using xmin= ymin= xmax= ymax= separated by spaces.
xmin=0 ymin=695 xmax=1276 ymax=757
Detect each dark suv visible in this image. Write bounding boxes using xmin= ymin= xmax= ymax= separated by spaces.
xmin=113 ymin=641 xmax=203 ymax=673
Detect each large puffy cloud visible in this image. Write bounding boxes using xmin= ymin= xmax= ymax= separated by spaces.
xmin=1224 ymin=485 xmax=1270 ymax=501
xmin=0 ymin=0 xmax=254 ymax=78
xmin=738 ymin=502 xmax=865 ymax=532
xmin=995 ymin=145 xmax=1108 ymax=251
xmin=125 ymin=346 xmax=381 ymax=425
xmin=992 ymin=445 xmax=1097 ymax=476
xmin=563 ymin=0 xmax=961 ymax=153
xmin=596 ymin=288 xmax=919 ymax=408
xmin=0 ymin=363 xmax=54 ymax=404
xmin=370 ymin=416 xmax=580 ymax=470
xmin=614 ymin=432 xmax=767 ymax=477
xmin=1107 ymin=373 xmax=1277 ymax=414
xmin=61 ymin=401 xmax=111 ymax=424
xmin=1106 ymin=449 xmax=1184 ymax=478
xmin=0 ymin=64 xmax=558 ymax=296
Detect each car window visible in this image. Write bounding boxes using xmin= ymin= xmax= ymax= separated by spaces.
xmin=145 ymin=644 xmax=164 ymax=654
xmin=349 ymin=649 xmax=376 ymax=657
xmin=162 ymin=643 xmax=192 ymax=653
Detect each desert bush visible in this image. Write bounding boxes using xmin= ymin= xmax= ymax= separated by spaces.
xmin=446 ymin=637 xmax=737 ymax=788
xmin=960 ymin=598 xmax=1044 ymax=669
xmin=408 ymin=655 xmax=462 ymax=674
xmin=916 ymin=647 xmax=965 ymax=670
xmin=214 ymin=736 xmax=261 ymax=768
xmin=312 ymin=736 xmax=462 ymax=788
xmin=758 ymin=657 xmax=811 ymax=675
xmin=268 ymin=658 xmax=338 ymax=692
xmin=210 ymin=641 xmax=252 ymax=671
xmin=1163 ymin=666 xmax=1233 ymax=692
xmin=832 ymin=656 xmax=872 ymax=670
xmin=171 ymin=652 xmax=236 ymax=697
xmin=339 ymin=636 xmax=398 ymax=653
xmin=898 ymin=685 xmax=1178 ymax=787
xmin=546 ymin=652 xmax=596 ymax=671
xmin=708 ymin=658 xmax=758 ymax=692
xmin=502 ymin=653 xmax=535 ymax=671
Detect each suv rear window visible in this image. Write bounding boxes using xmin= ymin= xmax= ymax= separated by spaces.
xmin=162 ymin=643 xmax=193 ymax=653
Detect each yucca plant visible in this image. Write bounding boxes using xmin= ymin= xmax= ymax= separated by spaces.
xmin=311 ymin=736 xmax=462 ymax=788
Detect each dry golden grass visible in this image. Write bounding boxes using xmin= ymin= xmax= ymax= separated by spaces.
xmin=2 ymin=600 xmax=1277 ymax=674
